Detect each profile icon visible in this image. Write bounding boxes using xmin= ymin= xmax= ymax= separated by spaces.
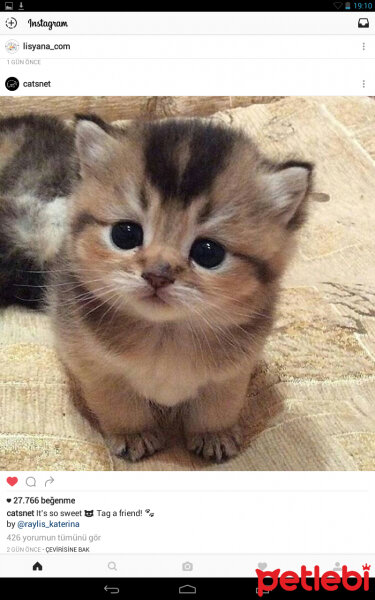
xmin=5 ymin=40 xmax=19 ymax=54
xmin=5 ymin=77 xmax=19 ymax=91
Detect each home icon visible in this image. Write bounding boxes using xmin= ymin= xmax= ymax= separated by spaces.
xmin=179 ymin=585 xmax=197 ymax=595
xmin=32 ymin=562 xmax=43 ymax=571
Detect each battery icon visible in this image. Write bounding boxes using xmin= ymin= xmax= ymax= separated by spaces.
xmin=345 ymin=2 xmax=351 ymax=8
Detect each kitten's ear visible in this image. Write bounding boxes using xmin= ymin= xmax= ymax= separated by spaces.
xmin=264 ymin=161 xmax=313 ymax=229
xmin=75 ymin=120 xmax=120 ymax=177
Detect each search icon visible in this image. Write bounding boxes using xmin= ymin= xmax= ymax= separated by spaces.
xmin=108 ymin=561 xmax=117 ymax=571
xmin=26 ymin=477 xmax=36 ymax=487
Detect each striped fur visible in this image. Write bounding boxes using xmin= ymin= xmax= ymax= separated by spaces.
xmin=48 ymin=116 xmax=313 ymax=463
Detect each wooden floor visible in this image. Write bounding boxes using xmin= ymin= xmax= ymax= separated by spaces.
xmin=0 ymin=95 xmax=283 ymax=121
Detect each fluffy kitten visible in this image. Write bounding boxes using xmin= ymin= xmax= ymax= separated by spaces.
xmin=49 ymin=116 xmax=313 ymax=463
xmin=0 ymin=114 xmax=77 ymax=308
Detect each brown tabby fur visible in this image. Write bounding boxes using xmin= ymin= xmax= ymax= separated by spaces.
xmin=49 ymin=117 xmax=313 ymax=463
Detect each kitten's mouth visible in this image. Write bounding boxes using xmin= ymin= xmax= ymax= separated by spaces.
xmin=135 ymin=288 xmax=184 ymax=322
xmin=141 ymin=290 xmax=169 ymax=306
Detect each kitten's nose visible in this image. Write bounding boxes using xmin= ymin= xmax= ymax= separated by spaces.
xmin=142 ymin=263 xmax=175 ymax=289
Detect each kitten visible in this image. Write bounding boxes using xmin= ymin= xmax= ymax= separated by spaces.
xmin=49 ymin=116 xmax=313 ymax=463
xmin=0 ymin=114 xmax=77 ymax=308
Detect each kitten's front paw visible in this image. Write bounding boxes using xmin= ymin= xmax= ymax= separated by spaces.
xmin=107 ymin=429 xmax=166 ymax=462
xmin=186 ymin=425 xmax=243 ymax=463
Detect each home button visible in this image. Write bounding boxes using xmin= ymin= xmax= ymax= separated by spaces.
xmin=32 ymin=561 xmax=43 ymax=571
xmin=179 ymin=584 xmax=197 ymax=595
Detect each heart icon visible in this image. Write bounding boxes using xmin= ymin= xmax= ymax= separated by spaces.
xmin=6 ymin=499 xmax=11 ymax=503
xmin=6 ymin=476 xmax=18 ymax=487
xmin=258 ymin=562 xmax=268 ymax=570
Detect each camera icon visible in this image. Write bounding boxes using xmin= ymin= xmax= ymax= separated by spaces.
xmin=182 ymin=561 xmax=193 ymax=572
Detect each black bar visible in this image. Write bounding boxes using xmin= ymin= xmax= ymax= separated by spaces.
xmin=0 ymin=577 xmax=374 ymax=597
xmin=0 ymin=3 xmax=374 ymax=12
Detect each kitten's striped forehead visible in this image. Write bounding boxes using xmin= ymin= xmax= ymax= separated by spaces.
xmin=142 ymin=120 xmax=238 ymax=206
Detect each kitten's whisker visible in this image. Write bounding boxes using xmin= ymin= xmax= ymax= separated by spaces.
xmin=78 ymin=288 xmax=122 ymax=321
xmin=55 ymin=289 xmax=108 ymax=308
xmin=184 ymin=303 xmax=226 ymax=369
xmin=58 ymin=294 xmax=107 ymax=316
xmin=56 ymin=284 xmax=119 ymax=308
xmin=200 ymin=295 xmax=273 ymax=321
xmin=187 ymin=301 xmax=257 ymax=363
xmin=14 ymin=277 xmax=106 ymax=290
xmin=13 ymin=284 xmax=48 ymax=289
xmin=198 ymin=316 xmax=241 ymax=365
xmin=12 ymin=296 xmax=43 ymax=303
xmin=96 ymin=290 xmax=126 ymax=330
xmin=100 ymin=293 xmax=126 ymax=340
xmin=200 ymin=304 xmax=262 ymax=344
xmin=204 ymin=289 xmax=274 ymax=319
xmin=189 ymin=323 xmax=209 ymax=371
xmin=185 ymin=316 xmax=205 ymax=369
xmin=171 ymin=286 xmax=271 ymax=324
xmin=18 ymin=267 xmax=110 ymax=275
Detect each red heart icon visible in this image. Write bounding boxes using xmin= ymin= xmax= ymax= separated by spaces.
xmin=6 ymin=477 xmax=18 ymax=487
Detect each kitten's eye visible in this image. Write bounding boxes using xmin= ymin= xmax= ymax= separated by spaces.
xmin=111 ymin=221 xmax=143 ymax=250
xmin=190 ymin=238 xmax=226 ymax=269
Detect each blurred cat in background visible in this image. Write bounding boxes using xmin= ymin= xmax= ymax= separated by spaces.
xmin=0 ymin=114 xmax=76 ymax=307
